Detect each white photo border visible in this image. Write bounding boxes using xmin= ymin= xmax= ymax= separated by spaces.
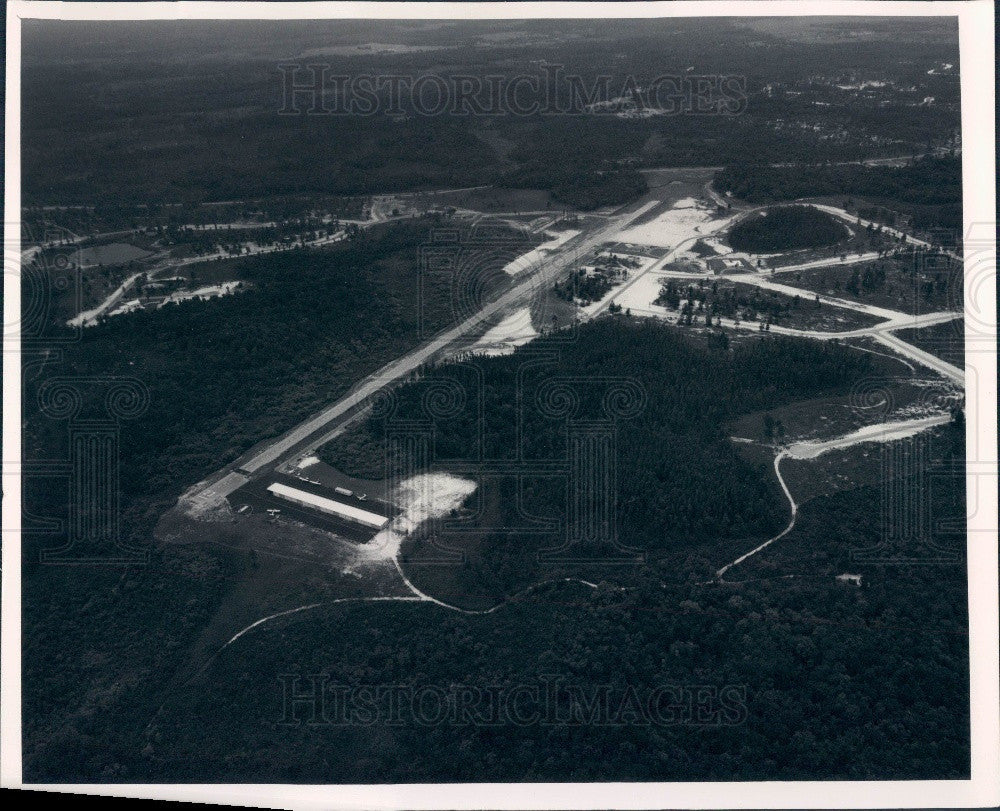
xmin=3 ymin=2 xmax=997 ymax=808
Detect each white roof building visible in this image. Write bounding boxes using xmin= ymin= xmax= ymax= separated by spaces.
xmin=267 ymin=482 xmax=389 ymax=529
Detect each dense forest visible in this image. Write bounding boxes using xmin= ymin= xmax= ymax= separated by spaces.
xmin=20 ymin=221 xmax=532 ymax=776
xmin=321 ymin=318 xmax=876 ymax=606
xmin=19 ymin=15 xmax=970 ymax=785
xmin=22 ymin=310 xmax=968 ymax=782
xmin=727 ymin=206 xmax=849 ymax=253
xmin=714 ymin=157 xmax=963 ymax=236
xmin=42 ymin=451 xmax=968 ymax=783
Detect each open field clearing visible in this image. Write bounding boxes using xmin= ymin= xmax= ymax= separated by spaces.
xmin=785 ymin=413 xmax=952 ymax=460
xmin=761 ymin=248 xmax=882 ymax=271
xmin=362 ymin=473 xmax=478 ymax=567
xmin=570 ymin=252 xmax=661 ymax=316
xmin=75 ymin=241 xmax=152 ymax=267
xmin=639 ymin=166 xmax=719 ymax=189
xmin=614 ymin=197 xmax=732 ymax=249
xmin=428 ymin=186 xmax=565 ymax=213
xmin=727 ymin=374 xmax=958 ymax=447
xmin=470 ymin=307 xmax=538 ymax=355
xmin=701 ymin=236 xmax=733 ymax=255
xmin=894 ymin=319 xmax=966 ymax=367
xmin=590 ymin=269 xmax=673 ymax=318
xmin=153 ymin=505 xmax=414 ymax=684
xmin=502 ymin=229 xmax=582 ymax=275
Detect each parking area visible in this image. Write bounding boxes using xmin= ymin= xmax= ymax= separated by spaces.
xmin=228 ymin=471 xmax=399 ymax=543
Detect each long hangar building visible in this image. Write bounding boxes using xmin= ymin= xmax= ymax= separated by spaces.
xmin=266 ymin=482 xmax=390 ymax=529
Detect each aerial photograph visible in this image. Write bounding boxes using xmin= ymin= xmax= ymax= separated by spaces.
xmin=12 ymin=8 xmax=980 ymax=792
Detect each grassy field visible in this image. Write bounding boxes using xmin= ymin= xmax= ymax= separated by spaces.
xmin=895 ymin=319 xmax=965 ymax=367
xmin=726 ymin=372 xmax=950 ymax=448
xmin=730 ymin=282 xmax=885 ymax=332
xmin=779 ymin=256 xmax=961 ymax=314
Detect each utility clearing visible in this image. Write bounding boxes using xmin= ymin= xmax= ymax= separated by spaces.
xmin=717 ymin=413 xmax=952 ymax=577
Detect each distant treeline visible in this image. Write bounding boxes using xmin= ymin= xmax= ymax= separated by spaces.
xmin=714 ymin=157 xmax=962 ymax=234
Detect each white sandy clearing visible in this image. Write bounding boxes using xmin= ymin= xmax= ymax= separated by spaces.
xmin=177 ymin=484 xmax=233 ymax=522
xmin=701 ymin=237 xmax=733 ymax=255
xmin=293 ymin=455 xmax=321 ymax=470
xmin=504 ymin=229 xmax=581 ymax=275
xmin=610 ymin=271 xmax=674 ymax=315
xmin=614 ymin=197 xmax=730 ymax=249
xmin=471 ymin=307 xmax=538 ymax=356
xmin=576 ymin=253 xmax=661 ymax=317
xmin=785 ymin=414 xmax=951 ymax=460
xmin=158 ymin=281 xmax=242 ymax=308
xmin=357 ymin=472 xmax=477 ymax=564
xmin=702 ymin=237 xmax=733 ymax=256
xmin=106 ymin=299 xmax=145 ymax=318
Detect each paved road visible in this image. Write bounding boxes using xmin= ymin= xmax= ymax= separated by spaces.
xmin=810 ymin=203 xmax=962 ymax=263
xmin=874 ymin=331 xmax=965 ymax=385
xmin=616 ymin=249 xmax=963 ymax=383
xmin=67 ymin=230 xmax=350 ymax=328
xmin=586 ymin=194 xmax=964 ymax=385
xmin=724 ymin=271 xmax=915 ymax=322
xmin=190 ymin=199 xmax=658 ymax=498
